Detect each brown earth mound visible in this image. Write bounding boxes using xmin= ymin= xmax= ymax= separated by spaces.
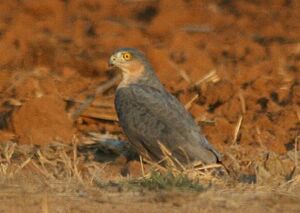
xmin=12 ymin=95 xmax=75 ymax=145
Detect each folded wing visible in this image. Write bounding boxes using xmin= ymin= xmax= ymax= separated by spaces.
xmin=115 ymin=85 xmax=221 ymax=164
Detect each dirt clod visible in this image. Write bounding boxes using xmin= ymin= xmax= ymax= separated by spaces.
xmin=12 ymin=95 xmax=75 ymax=145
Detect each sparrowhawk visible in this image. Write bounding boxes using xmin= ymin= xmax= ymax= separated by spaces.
xmin=109 ymin=48 xmax=222 ymax=164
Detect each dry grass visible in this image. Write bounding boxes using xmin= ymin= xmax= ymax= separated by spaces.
xmin=0 ymin=136 xmax=300 ymax=212
xmin=0 ymin=139 xmax=98 ymax=185
xmin=0 ymin=133 xmax=299 ymax=194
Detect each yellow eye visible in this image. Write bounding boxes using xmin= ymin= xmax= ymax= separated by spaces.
xmin=122 ymin=52 xmax=132 ymax=60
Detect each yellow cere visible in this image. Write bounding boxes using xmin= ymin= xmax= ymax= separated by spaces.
xmin=122 ymin=52 xmax=132 ymax=61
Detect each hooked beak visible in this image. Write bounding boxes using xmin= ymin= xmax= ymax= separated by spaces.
xmin=108 ymin=55 xmax=117 ymax=67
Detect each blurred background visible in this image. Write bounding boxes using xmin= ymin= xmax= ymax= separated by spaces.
xmin=0 ymin=0 xmax=299 ymax=159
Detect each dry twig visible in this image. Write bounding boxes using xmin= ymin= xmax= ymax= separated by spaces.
xmin=168 ymin=60 xmax=191 ymax=83
xmin=232 ymin=116 xmax=243 ymax=145
xmin=194 ymin=69 xmax=220 ymax=86
xmin=185 ymin=94 xmax=199 ymax=110
xmin=71 ymin=75 xmax=121 ymax=120
xmin=238 ymin=91 xmax=246 ymax=114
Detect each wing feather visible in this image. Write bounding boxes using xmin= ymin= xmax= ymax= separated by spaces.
xmin=115 ymin=85 xmax=221 ymax=163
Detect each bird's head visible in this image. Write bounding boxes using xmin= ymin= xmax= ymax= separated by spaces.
xmin=109 ymin=47 xmax=153 ymax=75
xmin=109 ymin=48 xmax=162 ymax=88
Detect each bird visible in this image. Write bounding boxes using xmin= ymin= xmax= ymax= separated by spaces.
xmin=109 ymin=47 xmax=222 ymax=164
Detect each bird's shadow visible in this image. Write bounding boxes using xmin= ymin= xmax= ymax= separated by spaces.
xmin=78 ymin=138 xmax=139 ymax=163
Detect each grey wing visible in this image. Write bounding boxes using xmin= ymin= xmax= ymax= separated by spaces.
xmin=115 ymin=88 xmax=175 ymax=160
xmin=115 ymin=85 xmax=221 ymax=163
xmin=131 ymin=85 xmax=222 ymax=160
xmin=156 ymin=87 xmax=222 ymax=161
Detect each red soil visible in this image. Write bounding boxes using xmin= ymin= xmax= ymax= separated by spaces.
xmin=0 ymin=0 xmax=299 ymax=155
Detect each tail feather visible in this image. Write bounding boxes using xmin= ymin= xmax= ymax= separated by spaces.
xmin=199 ymin=135 xmax=223 ymax=162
